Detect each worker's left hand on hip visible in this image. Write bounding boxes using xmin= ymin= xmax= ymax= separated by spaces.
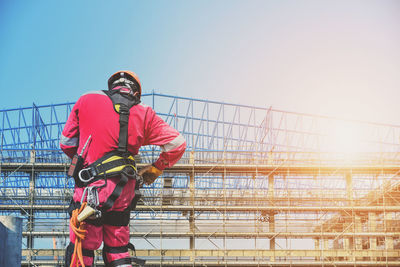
xmin=138 ymin=164 xmax=163 ymax=185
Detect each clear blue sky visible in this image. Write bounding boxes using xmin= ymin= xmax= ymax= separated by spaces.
xmin=0 ymin=0 xmax=399 ymax=124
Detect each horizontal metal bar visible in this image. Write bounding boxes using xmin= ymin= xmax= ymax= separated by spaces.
xmin=0 ymin=195 xmax=351 ymax=202
xmin=21 ymin=260 xmax=400 ymax=267
xmin=2 ymin=162 xmax=400 ymax=173
xmin=21 ymin=249 xmax=400 ymax=266
xmin=23 ymin=231 xmax=400 ymax=238
xmin=2 ymin=204 xmax=400 ymax=212
xmin=22 ymin=248 xmax=400 ymax=258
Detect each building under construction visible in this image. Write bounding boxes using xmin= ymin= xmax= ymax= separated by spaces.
xmin=1 ymin=92 xmax=400 ymax=266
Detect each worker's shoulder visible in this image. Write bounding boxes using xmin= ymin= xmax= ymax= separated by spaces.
xmin=133 ymin=103 xmax=156 ymax=117
xmin=137 ymin=102 xmax=151 ymax=109
xmin=136 ymin=103 xmax=155 ymax=112
xmin=77 ymin=91 xmax=109 ymax=104
xmin=80 ymin=90 xmax=107 ymax=97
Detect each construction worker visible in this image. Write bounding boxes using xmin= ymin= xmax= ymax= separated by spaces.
xmin=60 ymin=70 xmax=186 ymax=267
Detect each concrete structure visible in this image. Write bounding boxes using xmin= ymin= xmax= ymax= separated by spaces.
xmin=0 ymin=216 xmax=22 ymax=267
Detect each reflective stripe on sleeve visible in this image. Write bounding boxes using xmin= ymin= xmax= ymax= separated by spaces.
xmin=60 ymin=134 xmax=79 ymax=147
xmin=160 ymin=134 xmax=185 ymax=152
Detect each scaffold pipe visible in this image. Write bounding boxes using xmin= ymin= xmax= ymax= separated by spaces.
xmin=2 ymin=204 xmax=400 ymax=212
xmin=22 ymin=231 xmax=400 ymax=238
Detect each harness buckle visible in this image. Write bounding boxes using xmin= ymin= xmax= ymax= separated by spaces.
xmin=78 ymin=167 xmax=96 ymax=183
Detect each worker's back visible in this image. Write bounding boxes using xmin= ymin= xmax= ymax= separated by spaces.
xmin=61 ymin=90 xmax=181 ymax=168
xmin=61 ymin=71 xmax=186 ymax=267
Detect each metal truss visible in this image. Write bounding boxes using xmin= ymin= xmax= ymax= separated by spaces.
xmin=1 ymin=92 xmax=400 ymax=266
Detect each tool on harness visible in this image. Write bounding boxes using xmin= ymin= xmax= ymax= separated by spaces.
xmin=68 ymin=135 xmax=92 ymax=185
xmin=72 ymin=153 xmax=138 ymax=223
xmin=77 ymin=186 xmax=102 ymax=222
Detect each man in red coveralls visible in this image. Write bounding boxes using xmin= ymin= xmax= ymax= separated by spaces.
xmin=60 ymin=70 xmax=186 ymax=267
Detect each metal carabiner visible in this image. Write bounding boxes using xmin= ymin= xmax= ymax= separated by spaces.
xmin=80 ymin=186 xmax=99 ymax=205
xmin=78 ymin=186 xmax=102 ymax=221
xmin=87 ymin=187 xmax=100 ymax=207
xmin=80 ymin=186 xmax=89 ymax=204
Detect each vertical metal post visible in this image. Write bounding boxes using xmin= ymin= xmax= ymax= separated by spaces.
xmin=322 ymin=238 xmax=329 ymax=262
xmin=345 ymin=171 xmax=353 ymax=261
xmin=222 ymin=171 xmax=227 ymax=265
xmin=189 ymin=172 xmax=195 ymax=263
xmin=343 ymin=236 xmax=351 ymax=263
xmin=369 ymin=212 xmax=377 ymax=261
xmin=323 ymin=238 xmax=330 ymax=250
xmin=267 ymin=174 xmax=275 ymax=262
xmin=0 ymin=216 xmax=22 ymax=267
xmin=333 ymin=238 xmax=339 ymax=262
xmin=383 ymin=187 xmax=394 ymax=262
xmin=355 ymin=214 xmax=362 ymax=261
xmin=27 ymin=170 xmax=36 ymax=264
xmin=314 ymin=238 xmax=320 ymax=261
xmin=28 ymin=104 xmax=36 ymax=266
xmin=385 ymin=212 xmax=394 ymax=250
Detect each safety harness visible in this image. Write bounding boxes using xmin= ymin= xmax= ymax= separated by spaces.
xmin=72 ymin=89 xmax=142 ymax=213
xmin=68 ymin=89 xmax=145 ymax=267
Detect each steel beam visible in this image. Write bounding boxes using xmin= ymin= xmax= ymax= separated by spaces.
xmin=22 ymin=231 xmax=400 ymax=238
xmin=21 ymin=248 xmax=400 ymax=258
xmin=2 ymin=204 xmax=400 ymax=212
xmin=20 ymin=260 xmax=400 ymax=267
xmin=21 ymin=249 xmax=400 ymax=266
xmin=2 ymin=162 xmax=400 ymax=174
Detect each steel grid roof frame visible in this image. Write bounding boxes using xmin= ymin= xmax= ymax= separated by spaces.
xmin=2 ymin=93 xmax=400 ymax=266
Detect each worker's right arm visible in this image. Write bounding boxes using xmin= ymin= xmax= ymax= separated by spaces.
xmin=60 ymin=99 xmax=81 ymax=159
xmin=142 ymin=107 xmax=186 ymax=171
xmin=139 ymin=106 xmax=186 ymax=184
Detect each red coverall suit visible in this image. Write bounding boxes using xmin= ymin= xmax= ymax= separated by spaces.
xmin=60 ymin=90 xmax=186 ymax=266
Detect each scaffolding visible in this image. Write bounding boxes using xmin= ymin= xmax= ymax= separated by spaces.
xmin=1 ymin=92 xmax=400 ymax=266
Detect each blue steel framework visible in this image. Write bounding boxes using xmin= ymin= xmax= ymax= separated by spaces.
xmin=1 ymin=92 xmax=400 ymax=266
xmin=2 ymin=93 xmax=400 ymax=197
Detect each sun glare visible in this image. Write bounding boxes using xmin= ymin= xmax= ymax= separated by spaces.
xmin=325 ymin=121 xmax=365 ymax=155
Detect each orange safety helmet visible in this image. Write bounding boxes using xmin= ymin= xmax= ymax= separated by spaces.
xmin=108 ymin=70 xmax=142 ymax=97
